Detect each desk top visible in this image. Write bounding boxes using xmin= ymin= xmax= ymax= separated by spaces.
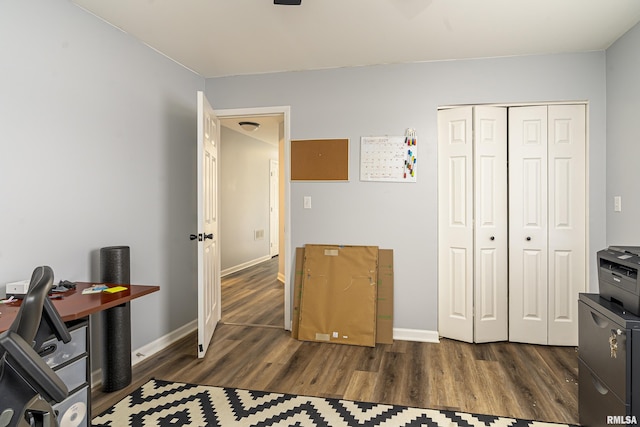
xmin=0 ymin=282 xmax=159 ymax=332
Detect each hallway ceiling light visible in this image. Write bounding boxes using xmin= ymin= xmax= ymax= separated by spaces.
xmin=239 ymin=121 xmax=260 ymax=132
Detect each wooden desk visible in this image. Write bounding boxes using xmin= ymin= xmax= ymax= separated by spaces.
xmin=1 ymin=282 xmax=158 ymax=426
xmin=0 ymin=282 xmax=159 ymax=332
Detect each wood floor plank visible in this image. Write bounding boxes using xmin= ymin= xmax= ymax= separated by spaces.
xmin=370 ymin=350 xmax=409 ymax=405
xmin=91 ymin=257 xmax=579 ymax=424
xmin=400 ymin=341 xmax=429 ymax=407
xmin=343 ymin=370 xmax=377 ymax=402
xmin=352 ymin=344 xmax=387 ymax=373
xmin=264 ymin=340 xmax=324 ymax=394
xmin=424 ymin=337 xmax=459 ymax=411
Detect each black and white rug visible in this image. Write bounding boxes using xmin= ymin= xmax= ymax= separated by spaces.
xmin=92 ymin=379 xmax=574 ymax=427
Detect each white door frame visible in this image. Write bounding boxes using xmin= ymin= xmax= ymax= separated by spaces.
xmin=269 ymin=159 xmax=279 ymax=258
xmin=214 ymin=105 xmax=292 ymax=331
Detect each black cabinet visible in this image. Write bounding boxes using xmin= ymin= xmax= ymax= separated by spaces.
xmin=579 ymin=293 xmax=640 ymax=426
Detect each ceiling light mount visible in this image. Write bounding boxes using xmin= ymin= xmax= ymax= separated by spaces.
xmin=239 ymin=121 xmax=260 ymax=132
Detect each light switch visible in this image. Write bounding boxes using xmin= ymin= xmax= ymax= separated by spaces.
xmin=303 ymin=196 xmax=312 ymax=209
xmin=614 ymin=196 xmax=622 ymax=212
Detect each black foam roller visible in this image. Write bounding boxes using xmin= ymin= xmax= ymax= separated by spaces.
xmin=100 ymin=246 xmax=130 ymax=285
xmin=100 ymin=246 xmax=132 ymax=392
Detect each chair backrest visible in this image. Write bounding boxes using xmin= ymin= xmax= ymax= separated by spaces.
xmin=9 ymin=266 xmax=53 ymax=346
xmin=0 ymin=266 xmax=68 ymax=427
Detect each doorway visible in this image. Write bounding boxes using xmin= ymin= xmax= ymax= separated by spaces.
xmin=215 ymin=106 xmax=291 ymax=330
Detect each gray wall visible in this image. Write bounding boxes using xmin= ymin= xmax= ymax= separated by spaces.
xmin=206 ymin=52 xmax=607 ymax=332
xmin=0 ymin=0 xmax=204 ymax=357
xmin=220 ymin=127 xmax=278 ymax=271
xmin=606 ymin=22 xmax=640 ymax=244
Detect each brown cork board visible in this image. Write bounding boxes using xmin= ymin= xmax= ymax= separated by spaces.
xmin=291 ymin=139 xmax=349 ymax=181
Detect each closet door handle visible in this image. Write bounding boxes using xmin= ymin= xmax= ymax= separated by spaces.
xmin=490 ymin=236 xmax=495 ymax=241
xmin=526 ymin=236 xmax=531 ymax=241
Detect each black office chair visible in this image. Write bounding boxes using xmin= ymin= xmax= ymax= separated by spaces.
xmin=0 ymin=266 xmax=70 ymax=427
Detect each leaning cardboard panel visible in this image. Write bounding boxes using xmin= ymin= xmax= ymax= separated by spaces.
xmin=376 ymin=249 xmax=394 ymax=344
xmin=298 ymin=245 xmax=378 ymax=347
xmin=291 ymin=247 xmax=305 ymax=339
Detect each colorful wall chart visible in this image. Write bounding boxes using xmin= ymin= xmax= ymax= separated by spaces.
xmin=360 ymin=132 xmax=417 ymax=182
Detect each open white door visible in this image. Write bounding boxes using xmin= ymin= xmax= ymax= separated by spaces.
xmin=196 ymin=91 xmax=221 ymax=358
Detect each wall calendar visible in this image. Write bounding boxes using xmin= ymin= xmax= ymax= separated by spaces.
xmin=360 ymin=132 xmax=417 ymax=182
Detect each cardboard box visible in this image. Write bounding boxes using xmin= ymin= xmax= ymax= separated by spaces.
xmin=297 ymin=245 xmax=378 ymax=347
xmin=376 ymin=249 xmax=394 ymax=344
xmin=291 ymin=247 xmax=305 ymax=339
xmin=291 ymin=246 xmax=394 ymax=346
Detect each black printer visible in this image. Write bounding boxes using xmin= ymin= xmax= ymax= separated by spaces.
xmin=597 ymin=246 xmax=640 ymax=315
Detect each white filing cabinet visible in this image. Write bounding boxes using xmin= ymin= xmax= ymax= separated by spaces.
xmin=39 ymin=320 xmax=90 ymax=427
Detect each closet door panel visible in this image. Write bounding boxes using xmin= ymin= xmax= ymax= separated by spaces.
xmin=438 ymin=107 xmax=474 ymax=343
xmin=522 ymin=249 xmax=544 ymax=318
xmin=474 ymin=106 xmax=508 ymax=343
xmin=547 ymin=104 xmax=586 ymax=346
xmin=509 ymin=106 xmax=548 ymax=345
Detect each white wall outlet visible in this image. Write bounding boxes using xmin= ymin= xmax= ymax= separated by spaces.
xmin=614 ymin=196 xmax=622 ymax=212
xmin=303 ymin=196 xmax=312 ymax=209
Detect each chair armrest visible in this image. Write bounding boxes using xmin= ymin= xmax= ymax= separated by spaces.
xmin=43 ymin=298 xmax=71 ymax=344
xmin=0 ymin=331 xmax=68 ymax=403
xmin=34 ymin=298 xmax=72 ymax=352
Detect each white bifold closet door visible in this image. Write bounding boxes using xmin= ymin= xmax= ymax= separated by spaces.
xmin=508 ymin=105 xmax=586 ymax=346
xmin=437 ymin=106 xmax=508 ymax=343
xmin=438 ymin=104 xmax=586 ymax=346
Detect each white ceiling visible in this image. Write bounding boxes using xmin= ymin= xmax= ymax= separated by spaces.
xmin=71 ymin=0 xmax=640 ymax=78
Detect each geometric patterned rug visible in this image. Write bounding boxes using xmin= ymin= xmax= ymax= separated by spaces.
xmin=92 ymin=379 xmax=575 ymax=427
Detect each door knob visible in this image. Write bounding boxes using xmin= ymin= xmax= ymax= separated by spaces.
xmin=204 ymin=233 xmax=213 ymax=240
xmin=190 ymin=234 xmax=202 ymax=241
xmin=490 ymin=236 xmax=495 ymax=241
xmin=526 ymin=236 xmax=531 ymax=241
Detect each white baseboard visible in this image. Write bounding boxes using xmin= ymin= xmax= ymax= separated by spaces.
xmin=393 ymin=328 xmax=440 ymax=343
xmin=221 ymin=255 xmax=272 ymax=277
xmin=91 ymin=320 xmax=198 ymax=388
xmin=130 ymin=320 xmax=198 ymax=366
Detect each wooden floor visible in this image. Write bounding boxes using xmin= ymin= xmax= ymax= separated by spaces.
xmin=92 ymin=257 xmax=579 ymax=425
xmin=220 ymin=256 xmax=283 ymax=328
